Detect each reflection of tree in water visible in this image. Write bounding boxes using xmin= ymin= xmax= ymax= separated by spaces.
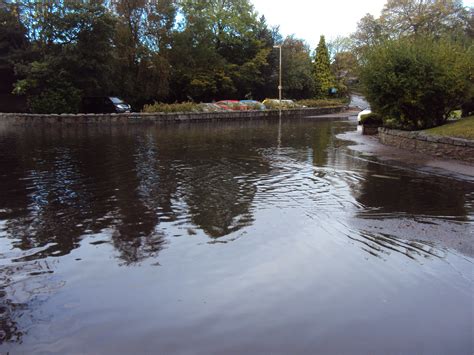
xmin=106 ymin=134 xmax=168 ymax=265
xmin=353 ymin=161 xmax=468 ymax=219
xmin=2 ymin=143 xmax=95 ymax=260
xmin=184 ymin=161 xmax=257 ymax=238
xmin=0 ymin=129 xmax=170 ymax=266
xmin=154 ymin=125 xmax=271 ymax=238
xmin=0 ymin=259 xmax=64 ymax=345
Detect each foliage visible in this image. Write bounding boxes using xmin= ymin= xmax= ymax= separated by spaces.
xmin=297 ymin=98 xmax=347 ymax=107
xmin=5 ymin=0 xmax=323 ymax=113
xmin=262 ymin=99 xmax=299 ymax=109
xmin=360 ymin=112 xmax=383 ymax=125
xmin=279 ymin=36 xmax=315 ymax=99
xmin=424 ymin=116 xmax=474 ymax=139
xmin=352 ymin=0 xmax=472 ymax=56
xmin=360 ymin=37 xmax=473 ymax=130
xmin=380 ymin=0 xmax=469 ymax=39
xmin=11 ymin=1 xmax=117 ymax=112
xmin=313 ymin=35 xmax=335 ymax=98
xmin=169 ymin=0 xmax=274 ymax=102
xmin=327 ymin=36 xmax=353 ymax=61
xmin=142 ymin=101 xmax=204 ymax=113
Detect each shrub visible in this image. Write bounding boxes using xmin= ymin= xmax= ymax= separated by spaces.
xmin=142 ymin=102 xmax=203 ymax=113
xmin=262 ymin=99 xmax=299 ymax=109
xmin=13 ymin=61 xmax=82 ymax=113
xmin=360 ymin=37 xmax=473 ymax=130
xmin=297 ymin=98 xmax=347 ymax=107
xmin=360 ymin=112 xmax=383 ymax=125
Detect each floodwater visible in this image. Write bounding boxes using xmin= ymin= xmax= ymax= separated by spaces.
xmin=0 ymin=118 xmax=472 ymax=354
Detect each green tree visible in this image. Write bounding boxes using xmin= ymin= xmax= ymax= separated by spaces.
xmin=351 ymin=14 xmax=387 ymax=57
xmin=313 ymin=35 xmax=335 ymax=97
xmin=280 ymin=35 xmax=315 ymax=99
xmin=111 ymin=0 xmax=177 ymax=107
xmin=380 ymin=0 xmax=469 ymax=39
xmin=352 ymin=0 xmax=471 ymax=52
xmin=0 ymin=2 xmax=27 ymax=94
xmin=360 ymin=37 xmax=473 ymax=129
xmin=13 ymin=1 xmax=117 ymax=113
xmin=169 ymin=0 xmax=272 ymax=102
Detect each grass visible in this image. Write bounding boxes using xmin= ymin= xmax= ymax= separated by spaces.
xmin=424 ymin=116 xmax=474 ymax=140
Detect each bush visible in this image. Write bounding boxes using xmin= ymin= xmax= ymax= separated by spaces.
xmin=360 ymin=112 xmax=383 ymax=125
xmin=13 ymin=61 xmax=82 ymax=113
xmin=360 ymin=37 xmax=473 ymax=130
xmin=297 ymin=98 xmax=347 ymax=107
xmin=262 ymin=99 xmax=299 ymax=109
xmin=142 ymin=102 xmax=203 ymax=113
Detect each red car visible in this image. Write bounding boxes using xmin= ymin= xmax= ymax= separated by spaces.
xmin=215 ymin=100 xmax=250 ymax=111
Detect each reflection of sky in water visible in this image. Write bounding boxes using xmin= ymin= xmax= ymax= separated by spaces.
xmin=0 ymin=119 xmax=472 ymax=353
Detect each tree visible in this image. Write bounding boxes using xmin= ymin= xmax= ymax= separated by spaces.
xmin=169 ymin=0 xmax=272 ymax=102
xmin=111 ymin=0 xmax=177 ymax=107
xmin=12 ymin=1 xmax=117 ymax=113
xmin=278 ymin=35 xmax=314 ymax=99
xmin=351 ymin=14 xmax=387 ymax=57
xmin=313 ymin=35 xmax=335 ymax=97
xmin=360 ymin=37 xmax=473 ymax=129
xmin=380 ymin=0 xmax=469 ymax=38
xmin=0 ymin=2 xmax=27 ymax=96
xmin=352 ymin=0 xmax=471 ymax=51
xmin=327 ymin=36 xmax=353 ymax=61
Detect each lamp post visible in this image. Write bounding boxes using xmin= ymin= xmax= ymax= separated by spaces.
xmin=273 ymin=45 xmax=282 ymax=107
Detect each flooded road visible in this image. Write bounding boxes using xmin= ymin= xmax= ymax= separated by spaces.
xmin=0 ymin=118 xmax=473 ymax=354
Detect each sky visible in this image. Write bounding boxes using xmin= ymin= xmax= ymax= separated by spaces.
xmin=250 ymin=0 xmax=474 ymax=49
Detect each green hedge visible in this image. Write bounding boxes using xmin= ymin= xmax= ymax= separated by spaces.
xmin=360 ymin=37 xmax=473 ymax=130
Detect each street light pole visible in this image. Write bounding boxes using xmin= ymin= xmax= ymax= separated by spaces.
xmin=273 ymin=45 xmax=282 ymax=107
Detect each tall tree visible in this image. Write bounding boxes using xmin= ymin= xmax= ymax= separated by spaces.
xmin=380 ymin=0 xmax=469 ymax=38
xmin=13 ymin=1 xmax=117 ymax=113
xmin=0 ymin=2 xmax=27 ymax=93
xmin=111 ymin=0 xmax=177 ymax=107
xmin=313 ymin=35 xmax=335 ymax=97
xmin=169 ymin=0 xmax=272 ymax=102
xmin=279 ymin=35 xmax=315 ymax=99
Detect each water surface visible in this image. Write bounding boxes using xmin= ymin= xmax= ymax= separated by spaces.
xmin=0 ymin=118 xmax=473 ymax=354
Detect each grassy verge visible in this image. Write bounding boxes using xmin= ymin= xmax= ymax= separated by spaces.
xmin=424 ymin=116 xmax=474 ymax=140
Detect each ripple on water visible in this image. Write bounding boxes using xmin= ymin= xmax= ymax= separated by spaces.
xmin=0 ymin=120 xmax=472 ymax=353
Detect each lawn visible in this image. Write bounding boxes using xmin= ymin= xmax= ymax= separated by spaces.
xmin=424 ymin=116 xmax=474 ymax=140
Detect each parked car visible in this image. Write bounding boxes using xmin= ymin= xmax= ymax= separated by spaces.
xmin=239 ymin=100 xmax=266 ymax=110
xmin=215 ymin=100 xmax=250 ymax=111
xmin=81 ymin=97 xmax=131 ymax=113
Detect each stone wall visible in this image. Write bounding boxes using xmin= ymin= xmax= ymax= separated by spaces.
xmin=378 ymin=127 xmax=474 ymax=163
xmin=0 ymin=106 xmax=346 ymax=125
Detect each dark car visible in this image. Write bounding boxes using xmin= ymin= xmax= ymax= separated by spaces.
xmin=81 ymin=97 xmax=131 ymax=113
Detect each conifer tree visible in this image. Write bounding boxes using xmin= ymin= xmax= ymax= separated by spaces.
xmin=313 ymin=35 xmax=335 ymax=97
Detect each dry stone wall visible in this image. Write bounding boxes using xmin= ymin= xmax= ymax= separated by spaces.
xmin=378 ymin=127 xmax=474 ymax=163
